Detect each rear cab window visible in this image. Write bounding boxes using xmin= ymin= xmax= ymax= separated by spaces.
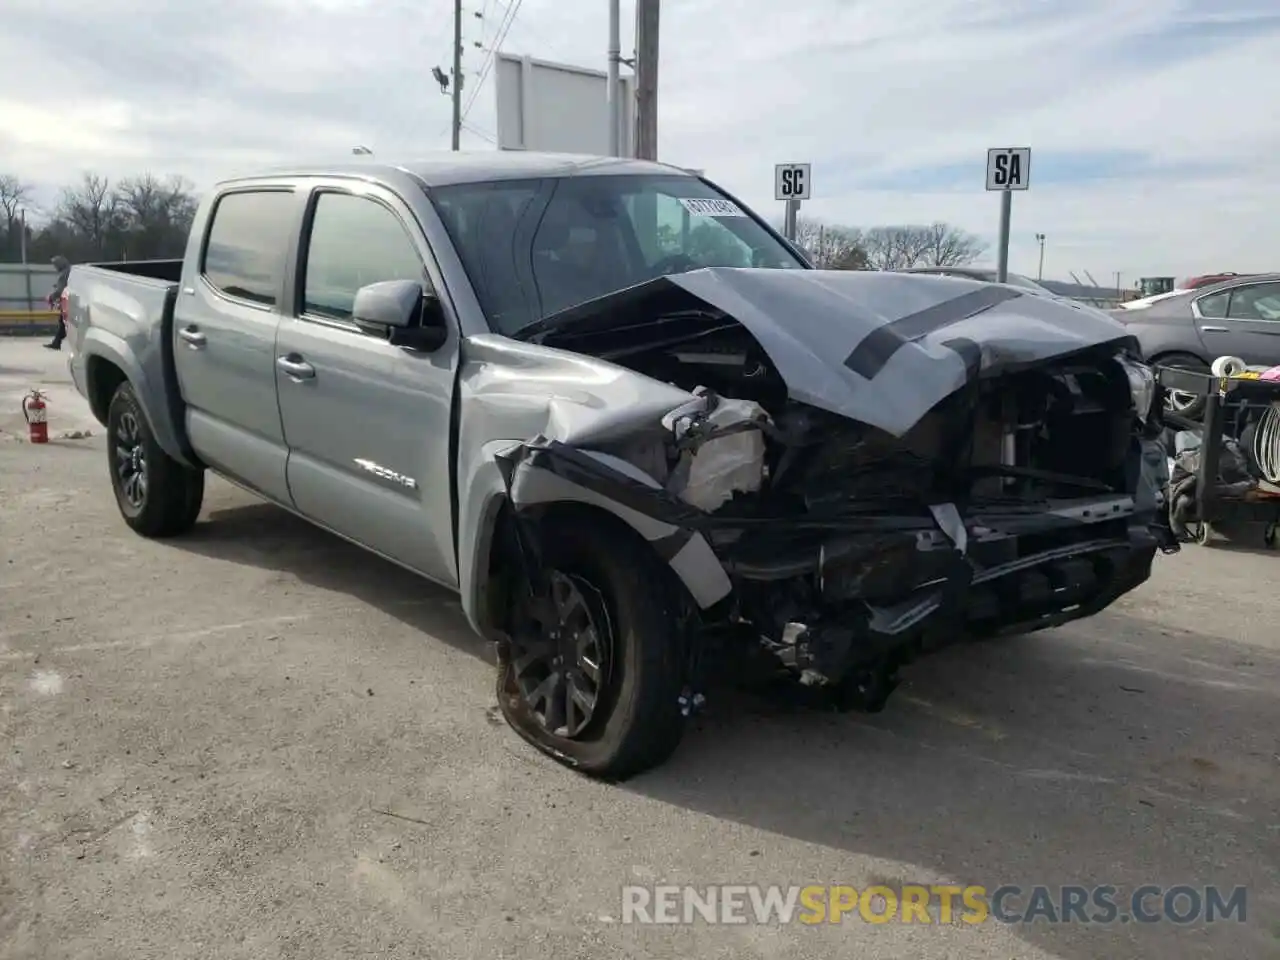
xmin=201 ymin=190 xmax=295 ymax=307
xmin=299 ymin=191 xmax=428 ymax=324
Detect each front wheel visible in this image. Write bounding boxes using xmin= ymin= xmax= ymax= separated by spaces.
xmin=107 ymin=381 xmax=204 ymax=537
xmin=1154 ymin=353 xmax=1210 ymax=420
xmin=496 ymin=514 xmax=689 ymax=780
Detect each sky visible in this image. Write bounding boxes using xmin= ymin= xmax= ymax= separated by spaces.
xmin=2 ymin=0 xmax=1279 ymax=286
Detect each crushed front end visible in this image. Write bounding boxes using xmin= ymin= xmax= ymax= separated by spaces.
xmin=496 ymin=269 xmax=1177 ymax=710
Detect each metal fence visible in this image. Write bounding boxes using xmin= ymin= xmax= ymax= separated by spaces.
xmin=0 ymin=263 xmax=58 ymax=312
xmin=0 ymin=263 xmax=60 ymax=334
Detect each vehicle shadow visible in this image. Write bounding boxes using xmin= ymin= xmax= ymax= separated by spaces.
xmin=169 ymin=493 xmax=1278 ymax=960
xmin=172 ymin=497 xmax=493 ymax=664
xmin=628 ymin=611 xmax=1280 ymax=960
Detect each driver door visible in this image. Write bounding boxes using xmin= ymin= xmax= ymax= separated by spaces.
xmin=274 ymin=182 xmax=460 ymax=587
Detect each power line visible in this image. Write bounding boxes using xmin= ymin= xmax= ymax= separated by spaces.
xmin=462 ymin=0 xmax=523 ymax=122
xmin=461 ymin=119 xmax=497 ymax=144
xmin=461 ymin=0 xmax=517 ymax=120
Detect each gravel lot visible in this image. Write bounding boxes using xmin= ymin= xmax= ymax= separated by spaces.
xmin=2 ymin=338 xmax=1278 ymax=959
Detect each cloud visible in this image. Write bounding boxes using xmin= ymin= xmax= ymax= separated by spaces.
xmin=2 ymin=0 xmax=1278 ymax=283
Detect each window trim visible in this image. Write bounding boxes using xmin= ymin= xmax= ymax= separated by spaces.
xmin=1189 ymin=281 xmax=1280 ymax=323
xmin=1225 ymin=282 xmax=1280 ymax=323
xmin=293 ymin=185 xmax=436 ymax=336
xmin=198 ymin=186 xmax=296 ymax=312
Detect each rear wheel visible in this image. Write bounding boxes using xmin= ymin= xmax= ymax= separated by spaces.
xmin=496 ymin=514 xmax=689 ymax=780
xmin=107 ymin=381 xmax=204 ymax=537
xmin=1153 ymin=352 xmax=1210 ymax=420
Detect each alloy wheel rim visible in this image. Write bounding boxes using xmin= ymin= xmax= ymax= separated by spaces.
xmin=114 ymin=411 xmax=147 ymax=508
xmin=1165 ymin=389 xmax=1199 ymax=414
xmin=508 ymin=571 xmax=612 ymax=739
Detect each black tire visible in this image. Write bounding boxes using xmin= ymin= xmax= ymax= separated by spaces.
xmin=496 ymin=514 xmax=689 ymax=781
xmin=1153 ymin=352 xmax=1210 ymax=420
xmin=106 ymin=380 xmax=204 ymax=538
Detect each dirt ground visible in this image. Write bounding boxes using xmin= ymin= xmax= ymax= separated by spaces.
xmin=2 ymin=338 xmax=1278 ymax=959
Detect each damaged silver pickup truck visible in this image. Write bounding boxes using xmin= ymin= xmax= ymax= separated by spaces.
xmin=64 ymin=153 xmax=1175 ymax=780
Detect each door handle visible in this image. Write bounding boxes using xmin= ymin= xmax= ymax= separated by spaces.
xmin=1200 ymin=325 xmax=1228 ymax=332
xmin=276 ymin=355 xmax=316 ymax=380
xmin=178 ymin=326 xmax=206 ymax=348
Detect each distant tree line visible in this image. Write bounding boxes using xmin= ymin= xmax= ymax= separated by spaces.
xmin=789 ymin=216 xmax=987 ymax=271
xmin=0 ymin=171 xmax=198 ymax=265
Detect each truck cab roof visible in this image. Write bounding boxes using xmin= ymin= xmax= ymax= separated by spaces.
xmin=221 ymin=151 xmax=693 ymax=189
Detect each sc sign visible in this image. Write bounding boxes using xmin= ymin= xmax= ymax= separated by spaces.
xmin=986 ymin=148 xmax=1031 ymax=191
xmin=775 ymin=163 xmax=811 ymax=201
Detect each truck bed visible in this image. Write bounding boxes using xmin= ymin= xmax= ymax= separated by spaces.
xmin=87 ymin=259 xmax=185 ymax=283
xmin=66 ymin=260 xmax=192 ymax=467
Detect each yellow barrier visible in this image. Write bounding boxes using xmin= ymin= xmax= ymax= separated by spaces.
xmin=0 ymin=311 xmax=60 ymax=332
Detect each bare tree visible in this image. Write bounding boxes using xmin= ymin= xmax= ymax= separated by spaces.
xmin=0 ymin=173 xmax=34 ymax=259
xmin=793 ymin=217 xmax=869 ymax=270
xmin=863 ymin=226 xmax=931 ymax=271
xmin=917 ymin=222 xmax=986 ymax=267
xmin=862 ymin=223 xmax=983 ymax=270
xmin=0 ymin=173 xmax=32 ymax=226
xmin=57 ymin=173 xmax=123 ymax=257
xmin=115 ymin=174 xmax=199 ymax=259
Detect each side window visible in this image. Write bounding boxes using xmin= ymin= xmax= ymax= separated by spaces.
xmin=1226 ymin=283 xmax=1280 ymax=322
xmin=1196 ymin=290 xmax=1229 ymax=319
xmin=302 ymin=192 xmax=426 ymax=322
xmin=202 ymin=190 xmax=295 ymax=307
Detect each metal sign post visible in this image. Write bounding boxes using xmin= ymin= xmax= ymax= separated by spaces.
xmin=775 ymin=162 xmax=811 ymax=243
xmin=985 ymin=148 xmax=1031 ymax=283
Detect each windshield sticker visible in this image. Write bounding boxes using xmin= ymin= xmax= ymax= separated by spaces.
xmin=677 ymin=198 xmax=747 ymax=218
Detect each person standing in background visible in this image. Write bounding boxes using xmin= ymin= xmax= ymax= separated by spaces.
xmin=44 ymin=255 xmax=70 ymax=350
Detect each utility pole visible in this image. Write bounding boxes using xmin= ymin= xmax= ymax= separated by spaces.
xmin=451 ymin=0 xmax=464 ymax=150
xmin=606 ymin=0 xmax=622 ymax=156
xmin=19 ymin=209 xmax=27 ymax=265
xmin=634 ymin=0 xmax=659 ymax=160
xmin=1035 ymin=232 xmax=1046 ymax=280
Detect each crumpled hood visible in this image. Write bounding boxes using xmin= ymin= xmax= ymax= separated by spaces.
xmin=518 ymin=267 xmax=1138 ymax=438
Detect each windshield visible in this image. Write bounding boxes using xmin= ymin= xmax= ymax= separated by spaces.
xmin=1004 ymin=273 xmax=1051 ymax=292
xmin=428 ymin=174 xmax=805 ymax=336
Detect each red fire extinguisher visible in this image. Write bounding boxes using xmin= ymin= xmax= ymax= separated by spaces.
xmin=22 ymin=389 xmax=48 ymax=444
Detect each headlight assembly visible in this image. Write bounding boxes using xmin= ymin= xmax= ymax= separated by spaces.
xmin=1116 ymin=354 xmax=1156 ymax=423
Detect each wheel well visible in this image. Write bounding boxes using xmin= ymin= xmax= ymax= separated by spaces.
xmin=85 ymin=356 xmax=127 ymax=426
xmin=480 ymin=500 xmax=693 ymax=637
xmin=1148 ymin=351 xmax=1208 ymax=368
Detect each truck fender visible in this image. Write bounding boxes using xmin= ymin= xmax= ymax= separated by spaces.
xmin=81 ymin=327 xmax=192 ymax=467
xmin=457 ymin=439 xmax=732 ymax=640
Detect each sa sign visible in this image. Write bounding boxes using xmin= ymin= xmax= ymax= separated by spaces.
xmin=775 ymin=163 xmax=811 ymax=201
xmin=986 ymin=148 xmax=1031 ymax=191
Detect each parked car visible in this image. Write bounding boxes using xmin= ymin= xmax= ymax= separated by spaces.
xmin=1110 ymin=273 xmax=1280 ymax=418
xmin=1179 ymin=272 xmax=1260 ymax=290
xmin=64 ymin=153 xmax=1172 ymax=779
xmin=897 ymin=265 xmax=1053 ymax=293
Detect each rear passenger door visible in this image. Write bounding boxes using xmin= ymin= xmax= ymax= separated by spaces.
xmin=274 ymin=183 xmax=460 ymax=587
xmin=173 ymin=186 xmax=298 ymax=504
xmin=1194 ymin=282 xmax=1280 ymax=366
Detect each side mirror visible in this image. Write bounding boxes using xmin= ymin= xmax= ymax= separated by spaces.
xmin=351 ymin=279 xmax=448 ymax=352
